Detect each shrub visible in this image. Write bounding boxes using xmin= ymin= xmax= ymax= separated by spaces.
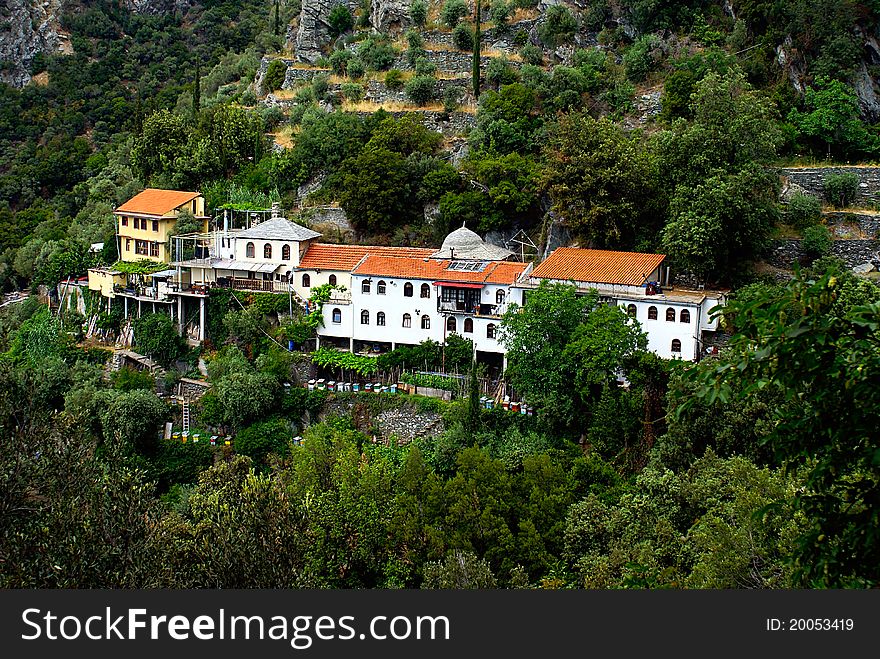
xmin=823 ymin=172 xmax=859 ymax=209
xmin=443 ymin=86 xmax=463 ymax=113
xmin=341 ymin=82 xmax=365 ymax=102
xmin=346 ymin=57 xmax=365 ymax=79
xmin=623 ymin=34 xmax=660 ymax=82
xmin=406 ymin=29 xmax=425 ymax=50
xmin=385 ymin=68 xmax=405 ymax=90
xmin=537 ymin=6 xmax=577 ymax=48
xmin=111 ymin=367 xmax=155 ymax=392
xmin=441 ymin=0 xmax=468 ymax=29
xmin=328 ymin=5 xmax=354 ymax=37
xmin=491 ymin=0 xmax=510 ymax=28
xmin=410 ymin=0 xmax=428 ymax=26
xmin=487 ymin=56 xmax=518 ymax=88
xmin=406 ymin=75 xmax=438 ymax=105
xmin=329 ymin=49 xmax=353 ymax=75
xmin=519 ymin=43 xmax=543 ymax=66
xmin=358 ymin=35 xmax=397 ymax=70
xmin=234 ymin=418 xmax=292 ymax=465
xmin=786 ymin=192 xmax=823 ymax=229
xmin=802 ymin=224 xmax=832 ymax=258
xmin=453 ymin=22 xmax=475 ymax=51
xmin=263 ymin=59 xmax=287 ymax=93
xmin=513 ymin=29 xmax=529 ymax=48
xmin=415 ymin=56 xmax=438 ymax=77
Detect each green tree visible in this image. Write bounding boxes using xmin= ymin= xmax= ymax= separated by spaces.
xmin=684 ymin=273 xmax=880 ymax=586
xmin=422 ymin=550 xmax=498 ymax=588
xmin=822 ymin=171 xmax=859 ymax=209
xmin=660 ymin=165 xmax=778 ymax=280
xmin=328 ymin=5 xmax=355 ymax=37
xmin=537 ymin=6 xmax=577 ymax=48
xmin=788 ymin=76 xmax=877 ymax=159
xmin=541 ymin=112 xmax=661 ymax=248
xmin=563 ymin=304 xmax=648 ymax=399
xmin=498 ymin=282 xmax=593 ymax=432
xmin=264 ymin=59 xmax=288 ymax=93
xmin=338 ymin=147 xmax=417 ymax=235
xmin=100 ymin=389 xmax=168 ymax=457
xmin=473 ymin=0 xmax=481 ymax=98
xmin=133 ymin=312 xmax=184 ymax=366
xmin=130 ymin=110 xmax=188 ymax=182
xmin=785 ymin=192 xmax=822 ymax=229
xmin=216 ymin=370 xmax=279 ymax=431
xmin=410 ymin=0 xmax=428 ymax=27
xmin=235 ymin=418 xmax=292 ymax=465
xmin=453 ymin=22 xmax=474 ymax=51
xmin=405 ymin=76 xmax=438 ymax=105
xmin=441 ymin=0 xmax=468 ymax=29
xmin=802 ymin=224 xmax=832 ymax=259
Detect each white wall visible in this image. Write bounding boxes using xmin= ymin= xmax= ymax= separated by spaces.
xmin=613 ymin=297 xmax=700 ymax=360
xmin=231 ymin=237 xmax=313 ymax=268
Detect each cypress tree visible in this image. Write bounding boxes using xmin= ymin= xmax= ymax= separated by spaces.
xmin=473 ymin=0 xmax=481 ymax=99
xmin=193 ymin=60 xmax=201 ymax=114
xmin=274 ymin=0 xmax=281 ymax=36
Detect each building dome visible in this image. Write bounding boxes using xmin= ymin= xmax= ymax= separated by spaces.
xmin=441 ymin=225 xmax=484 ymax=250
xmin=431 ymin=224 xmax=514 ymax=261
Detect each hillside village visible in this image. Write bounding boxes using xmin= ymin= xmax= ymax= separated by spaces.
xmin=1 ymin=1 xmax=880 ymax=590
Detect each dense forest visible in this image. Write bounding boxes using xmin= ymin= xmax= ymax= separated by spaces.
xmin=0 ymin=1 xmax=879 ymax=588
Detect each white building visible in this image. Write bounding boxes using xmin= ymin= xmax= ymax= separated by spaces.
xmin=518 ymin=247 xmax=725 ymax=361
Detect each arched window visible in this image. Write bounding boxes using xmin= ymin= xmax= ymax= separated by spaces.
xmin=671 ymin=339 xmax=682 ymax=353
xmin=264 ymin=243 xmax=272 ymax=259
xmin=464 ymin=318 xmax=473 ymax=333
xmin=402 ymin=313 xmax=411 ymax=328
xmin=246 ymin=242 xmax=255 ymax=258
xmin=332 ymin=308 xmax=341 ymax=324
xmin=626 ymin=304 xmax=637 ymax=318
xmin=666 ymin=308 xmax=676 ymax=322
xmin=420 ymin=283 xmax=430 ymax=298
xmin=648 ymin=306 xmax=658 ymax=320
xmin=487 ymin=323 xmax=497 ymax=339
xmin=377 ymin=280 xmax=386 ymax=295
xmin=421 ymin=315 xmax=430 ymax=329
xmin=404 ymin=282 xmax=413 ymax=297
xmin=329 ymin=274 xmax=337 ymax=286
xmin=377 ymin=311 xmax=386 ymax=326
xmin=362 ymin=280 xmax=371 ymax=294
xmin=680 ymin=309 xmax=691 ymax=323
xmin=496 ymin=290 xmax=505 ymax=305
xmin=282 ymin=244 xmax=291 ymax=260
xmin=446 ymin=316 xmax=456 ymax=332
xmin=360 ymin=310 xmax=369 ymax=325
xmin=302 ymin=273 xmax=311 ymax=288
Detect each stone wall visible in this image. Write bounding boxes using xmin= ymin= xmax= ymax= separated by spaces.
xmin=767 ymin=239 xmax=880 ymax=269
xmin=282 ymin=65 xmax=331 ymax=88
xmin=298 ymin=206 xmax=354 ymax=237
xmin=318 ymin=394 xmax=447 ymax=443
xmin=824 ymin=211 xmax=880 ymax=239
xmin=780 ymin=167 xmax=880 ymax=206
xmin=363 ymin=77 xmax=472 ymax=104
xmin=393 ymin=49 xmax=520 ymax=74
xmin=351 ymin=110 xmax=476 ymax=136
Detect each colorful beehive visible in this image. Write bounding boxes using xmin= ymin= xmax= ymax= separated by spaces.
xmin=353 ymin=382 xmax=361 ymax=393
xmin=327 ymin=380 xmax=336 ymax=392
xmin=316 ymin=379 xmax=326 ymax=390
xmin=364 ymin=383 xmax=372 ymax=392
xmin=307 ymin=379 xmax=315 ymax=391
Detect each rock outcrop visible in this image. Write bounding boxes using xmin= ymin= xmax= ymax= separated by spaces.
xmin=1 ymin=0 xmax=67 ymax=87
xmin=295 ymin=0 xmax=359 ymax=64
xmin=370 ymin=0 xmax=411 ymax=34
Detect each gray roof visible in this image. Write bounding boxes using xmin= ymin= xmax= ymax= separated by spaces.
xmin=235 ymin=217 xmax=321 ymax=242
xmin=431 ymin=226 xmax=514 ymax=261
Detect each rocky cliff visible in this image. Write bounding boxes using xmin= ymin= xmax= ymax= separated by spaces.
xmin=1 ymin=0 xmax=68 ymax=87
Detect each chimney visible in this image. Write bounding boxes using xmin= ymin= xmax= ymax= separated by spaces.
xmin=271 ymin=202 xmax=281 ymax=219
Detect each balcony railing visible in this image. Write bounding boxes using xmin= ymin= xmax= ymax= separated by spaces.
xmin=439 ymin=301 xmax=502 ymax=317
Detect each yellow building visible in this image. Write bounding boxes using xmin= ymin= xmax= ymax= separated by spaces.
xmin=115 ymin=188 xmax=209 ymax=263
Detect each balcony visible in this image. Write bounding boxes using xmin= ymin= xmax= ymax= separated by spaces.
xmin=438 ymin=301 xmax=502 ymax=318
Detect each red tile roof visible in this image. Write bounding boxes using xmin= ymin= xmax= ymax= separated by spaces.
xmin=298 ymin=243 xmax=435 ymax=271
xmin=115 ymin=189 xmax=201 ymax=217
xmin=530 ymin=247 xmax=665 ymax=286
xmin=352 ymin=255 xmax=528 ymax=284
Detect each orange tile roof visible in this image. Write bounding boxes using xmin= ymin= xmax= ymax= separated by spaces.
xmin=530 ymin=247 xmax=665 ymax=286
xmin=352 ymin=255 xmax=528 ymax=284
xmin=298 ymin=243 xmax=435 ymax=271
xmin=115 ymin=189 xmax=201 ymax=217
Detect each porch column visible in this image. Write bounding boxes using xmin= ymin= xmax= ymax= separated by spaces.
xmin=391 ymin=341 xmax=396 ymax=351
xmin=349 ymin=337 xmax=354 ymax=352
xmin=177 ymin=296 xmax=184 ymax=336
xmin=123 ymin=297 xmax=128 ymax=319
xmin=502 ymin=353 xmax=508 ymax=373
xmin=138 ymin=299 xmax=142 ymax=317
xmin=198 ymin=296 xmax=206 ymax=341
xmin=316 ymin=335 xmax=321 ymax=350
